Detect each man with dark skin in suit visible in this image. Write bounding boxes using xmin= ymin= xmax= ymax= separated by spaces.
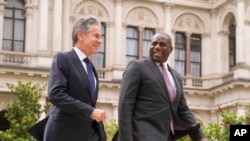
xmin=118 ymin=32 xmax=208 ymax=141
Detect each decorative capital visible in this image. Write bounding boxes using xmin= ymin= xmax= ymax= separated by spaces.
xmin=210 ymin=9 xmax=218 ymax=18
xmin=114 ymin=0 xmax=123 ymax=4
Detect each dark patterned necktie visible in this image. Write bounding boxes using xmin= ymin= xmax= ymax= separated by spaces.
xmin=84 ymin=58 xmax=95 ymax=99
xmin=160 ymin=63 xmax=175 ymax=134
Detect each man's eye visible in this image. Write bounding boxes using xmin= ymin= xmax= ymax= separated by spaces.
xmin=160 ymin=43 xmax=166 ymax=47
xmin=152 ymin=42 xmax=157 ymax=46
xmin=151 ymin=42 xmax=167 ymax=47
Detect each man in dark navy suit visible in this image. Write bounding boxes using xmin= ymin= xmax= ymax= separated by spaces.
xmin=43 ymin=16 xmax=107 ymax=141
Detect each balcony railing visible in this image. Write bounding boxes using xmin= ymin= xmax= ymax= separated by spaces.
xmin=0 ymin=51 xmax=239 ymax=89
xmin=0 ymin=51 xmax=33 ymax=65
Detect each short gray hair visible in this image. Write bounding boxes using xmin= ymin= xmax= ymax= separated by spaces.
xmin=155 ymin=32 xmax=172 ymax=47
xmin=72 ymin=16 xmax=101 ymax=46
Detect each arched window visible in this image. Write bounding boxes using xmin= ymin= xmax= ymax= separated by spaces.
xmin=229 ymin=24 xmax=236 ymax=70
xmin=3 ymin=0 xmax=25 ymax=52
xmin=175 ymin=32 xmax=202 ymax=77
xmin=126 ymin=26 xmax=155 ymax=64
xmin=175 ymin=32 xmax=186 ymax=76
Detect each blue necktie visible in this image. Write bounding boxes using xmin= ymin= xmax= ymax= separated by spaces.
xmin=84 ymin=58 xmax=95 ymax=99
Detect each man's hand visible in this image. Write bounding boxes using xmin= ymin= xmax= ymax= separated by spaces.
xmin=200 ymin=137 xmax=208 ymax=141
xmin=91 ymin=109 xmax=107 ymax=122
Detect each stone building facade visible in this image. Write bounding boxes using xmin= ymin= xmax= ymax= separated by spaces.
xmin=0 ymin=0 xmax=250 ymax=127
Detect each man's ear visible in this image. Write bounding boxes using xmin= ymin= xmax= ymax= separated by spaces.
xmin=169 ymin=46 xmax=173 ymax=53
xmin=77 ymin=31 xmax=84 ymax=41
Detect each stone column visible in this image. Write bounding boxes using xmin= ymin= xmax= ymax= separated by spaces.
xmin=24 ymin=4 xmax=33 ymax=53
xmin=217 ymin=30 xmax=229 ymax=73
xmin=236 ymin=0 xmax=245 ymax=64
xmin=0 ymin=1 xmax=6 ymax=51
xmin=113 ymin=0 xmax=123 ymax=67
xmin=233 ymin=0 xmax=250 ymax=79
xmin=62 ymin=0 xmax=71 ymax=51
xmin=185 ymin=32 xmax=191 ymax=75
xmin=210 ymin=9 xmax=219 ymax=74
xmin=138 ymin=26 xmax=144 ymax=58
xmin=38 ymin=0 xmax=48 ymax=52
xmin=163 ymin=2 xmax=173 ymax=34
xmin=52 ymin=0 xmax=62 ymax=53
xmin=201 ymin=33 xmax=211 ymax=76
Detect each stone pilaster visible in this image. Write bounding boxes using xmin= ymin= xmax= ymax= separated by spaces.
xmin=52 ymin=0 xmax=62 ymax=53
xmin=38 ymin=0 xmax=48 ymax=52
xmin=24 ymin=4 xmax=33 ymax=52
xmin=236 ymin=0 xmax=245 ymax=64
xmin=0 ymin=1 xmax=6 ymax=51
xmin=113 ymin=0 xmax=123 ymax=67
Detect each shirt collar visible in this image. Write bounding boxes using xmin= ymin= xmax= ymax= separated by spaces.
xmin=73 ymin=47 xmax=87 ymax=61
xmin=156 ymin=62 xmax=169 ymax=71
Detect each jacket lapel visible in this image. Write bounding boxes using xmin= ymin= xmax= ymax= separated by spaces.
xmin=146 ymin=58 xmax=170 ymax=102
xmin=168 ymin=65 xmax=181 ymax=103
xmin=70 ymin=49 xmax=94 ymax=103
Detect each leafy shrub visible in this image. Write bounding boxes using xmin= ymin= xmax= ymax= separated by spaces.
xmin=0 ymin=81 xmax=48 ymax=141
xmin=105 ymin=119 xmax=118 ymax=141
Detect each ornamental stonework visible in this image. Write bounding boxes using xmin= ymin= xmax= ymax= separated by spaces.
xmin=72 ymin=0 xmax=109 ymax=21
xmin=125 ymin=7 xmax=158 ymax=27
xmin=174 ymin=13 xmax=205 ymax=32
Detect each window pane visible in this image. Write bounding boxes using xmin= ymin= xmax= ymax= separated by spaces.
xmin=191 ymin=51 xmax=200 ymax=62
xmin=191 ymin=63 xmax=200 ymax=77
xmin=15 ymin=9 xmax=24 ymax=19
xmin=4 ymin=9 xmax=12 ymax=17
xmin=127 ymin=27 xmax=138 ymax=38
xmin=14 ymin=20 xmax=24 ymax=40
xmin=99 ymin=41 xmax=104 ymax=52
xmin=175 ymin=62 xmax=185 ymax=76
xmin=190 ymin=34 xmax=201 ymax=77
xmin=3 ymin=19 xmax=13 ymax=39
xmin=92 ymin=53 xmax=104 ymax=68
xmin=126 ymin=27 xmax=138 ymax=63
xmin=126 ymin=39 xmax=138 ymax=55
xmin=3 ymin=0 xmax=25 ymax=52
xmin=175 ymin=33 xmax=186 ymax=44
xmin=229 ymin=24 xmax=236 ymax=70
xmin=175 ymin=32 xmax=186 ymax=75
xmin=143 ymin=29 xmax=154 ymax=40
xmin=126 ymin=56 xmax=137 ymax=64
xmin=143 ymin=41 xmax=151 ymax=57
xmin=175 ymin=49 xmax=185 ymax=60
xmin=92 ymin=23 xmax=105 ymax=68
xmin=14 ymin=41 xmax=23 ymax=52
xmin=6 ymin=0 xmax=23 ymax=8
xmin=3 ymin=40 xmax=12 ymax=51
xmin=143 ymin=29 xmax=154 ymax=57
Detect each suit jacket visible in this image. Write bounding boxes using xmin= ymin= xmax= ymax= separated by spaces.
xmin=42 ymin=49 xmax=106 ymax=141
xmin=118 ymin=57 xmax=204 ymax=141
